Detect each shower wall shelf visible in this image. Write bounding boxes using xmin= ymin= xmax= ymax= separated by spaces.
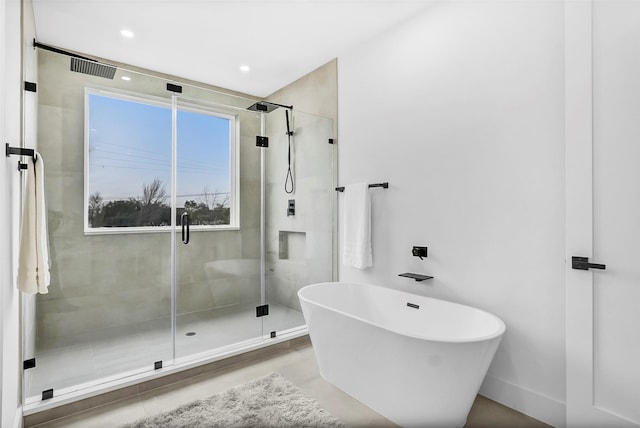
xmin=399 ymin=273 xmax=434 ymax=282
xmin=335 ymin=182 xmax=388 ymax=192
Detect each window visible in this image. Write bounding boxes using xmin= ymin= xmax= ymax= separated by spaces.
xmin=85 ymin=89 xmax=237 ymax=233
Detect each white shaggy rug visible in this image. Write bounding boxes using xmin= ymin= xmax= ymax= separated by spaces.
xmin=120 ymin=373 xmax=346 ymax=428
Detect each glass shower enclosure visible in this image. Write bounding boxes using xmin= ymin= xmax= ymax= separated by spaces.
xmin=22 ymin=48 xmax=335 ymax=409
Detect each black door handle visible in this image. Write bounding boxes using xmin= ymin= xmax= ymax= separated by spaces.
xmin=181 ymin=212 xmax=190 ymax=244
xmin=572 ymin=256 xmax=606 ymax=270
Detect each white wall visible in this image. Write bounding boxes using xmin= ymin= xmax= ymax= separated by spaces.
xmin=1 ymin=0 xmax=25 ymax=426
xmin=337 ymin=2 xmax=566 ymax=426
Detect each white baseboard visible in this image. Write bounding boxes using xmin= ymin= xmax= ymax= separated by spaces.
xmin=480 ymin=375 xmax=566 ymax=428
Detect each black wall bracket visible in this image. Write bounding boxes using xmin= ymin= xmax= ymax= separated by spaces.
xmin=166 ymin=83 xmax=183 ymax=93
xmin=24 ymin=81 xmax=37 ymax=92
xmin=256 ymin=304 xmax=269 ymax=317
xmin=23 ymin=358 xmax=36 ymax=370
xmin=42 ymin=389 xmax=53 ymax=400
xmin=256 ymin=136 xmax=269 ymax=147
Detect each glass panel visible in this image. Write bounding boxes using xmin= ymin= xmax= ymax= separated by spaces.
xmin=24 ymin=49 xmax=174 ymax=403
xmin=174 ymin=96 xmax=262 ymax=359
xmin=263 ymin=110 xmax=335 ymax=338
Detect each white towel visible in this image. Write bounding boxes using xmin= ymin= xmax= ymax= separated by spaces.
xmin=342 ymin=183 xmax=373 ymax=269
xmin=18 ymin=153 xmax=50 ymax=294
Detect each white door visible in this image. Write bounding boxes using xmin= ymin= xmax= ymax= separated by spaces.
xmin=566 ymin=1 xmax=640 ymax=426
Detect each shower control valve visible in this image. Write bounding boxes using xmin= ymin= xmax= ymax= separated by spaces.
xmin=412 ymin=246 xmax=428 ymax=260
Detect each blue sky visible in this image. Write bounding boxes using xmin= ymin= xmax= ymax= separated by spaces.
xmin=88 ymin=93 xmax=231 ymax=207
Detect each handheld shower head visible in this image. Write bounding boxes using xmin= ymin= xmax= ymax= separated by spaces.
xmin=285 ymin=110 xmax=293 ymax=136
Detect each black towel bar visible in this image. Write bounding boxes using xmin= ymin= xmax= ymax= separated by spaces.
xmin=6 ymin=143 xmax=35 ymax=159
xmin=6 ymin=144 xmax=36 ymax=171
xmin=335 ymin=182 xmax=388 ymax=192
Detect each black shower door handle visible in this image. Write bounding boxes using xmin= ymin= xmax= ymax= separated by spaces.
xmin=181 ymin=212 xmax=190 ymax=244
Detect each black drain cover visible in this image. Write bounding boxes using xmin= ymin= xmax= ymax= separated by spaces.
xmin=186 ymin=332 xmax=196 ymax=336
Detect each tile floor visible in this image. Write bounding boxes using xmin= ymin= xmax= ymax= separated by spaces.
xmin=27 ymin=302 xmax=305 ymax=400
xmin=28 ymin=340 xmax=551 ymax=428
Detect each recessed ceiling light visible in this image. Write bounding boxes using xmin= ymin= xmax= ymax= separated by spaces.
xmin=121 ymin=76 xmax=131 ymax=81
xmin=239 ymin=65 xmax=251 ymax=73
xmin=120 ymin=29 xmax=134 ymax=38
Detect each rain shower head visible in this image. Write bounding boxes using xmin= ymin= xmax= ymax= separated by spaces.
xmin=247 ymin=101 xmax=292 ymax=113
xmin=247 ymin=102 xmax=280 ymax=113
xmin=70 ymin=57 xmax=117 ymax=79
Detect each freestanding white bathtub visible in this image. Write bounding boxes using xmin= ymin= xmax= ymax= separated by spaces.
xmin=298 ymin=282 xmax=505 ymax=427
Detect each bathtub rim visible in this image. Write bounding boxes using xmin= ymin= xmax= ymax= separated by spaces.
xmin=298 ymin=281 xmax=506 ymax=344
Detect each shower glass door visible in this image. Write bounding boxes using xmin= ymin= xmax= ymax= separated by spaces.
xmin=24 ymin=49 xmax=175 ymax=405
xmin=174 ymin=94 xmax=263 ymax=360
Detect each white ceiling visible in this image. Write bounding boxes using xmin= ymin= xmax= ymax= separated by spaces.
xmin=32 ymin=0 xmax=432 ymax=97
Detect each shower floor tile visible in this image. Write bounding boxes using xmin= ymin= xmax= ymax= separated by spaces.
xmin=26 ymin=302 xmax=304 ymax=400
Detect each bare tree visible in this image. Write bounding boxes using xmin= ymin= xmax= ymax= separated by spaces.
xmin=141 ymin=177 xmax=168 ymax=206
xmin=88 ymin=191 xmax=104 ymax=227
xmin=194 ymin=186 xmax=230 ymax=225
xmin=198 ymin=186 xmax=215 ymax=210
xmin=198 ymin=186 xmax=230 ymax=210
xmin=138 ymin=178 xmax=168 ymax=226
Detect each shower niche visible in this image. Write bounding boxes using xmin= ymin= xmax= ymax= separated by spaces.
xmin=279 ymin=230 xmax=306 ymax=260
xmin=22 ymin=47 xmax=335 ymax=410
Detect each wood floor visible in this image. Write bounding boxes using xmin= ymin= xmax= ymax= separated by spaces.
xmin=27 ymin=340 xmax=551 ymax=428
